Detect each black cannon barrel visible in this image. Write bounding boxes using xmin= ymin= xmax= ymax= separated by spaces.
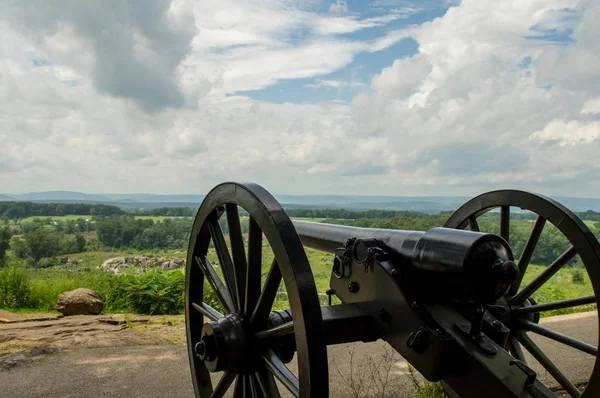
xmin=293 ymin=220 xmax=519 ymax=303
xmin=292 ymin=220 xmax=422 ymax=256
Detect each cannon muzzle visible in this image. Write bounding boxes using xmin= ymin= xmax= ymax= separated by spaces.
xmin=293 ymin=220 xmax=518 ymax=303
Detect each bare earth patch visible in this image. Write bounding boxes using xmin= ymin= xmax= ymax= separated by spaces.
xmin=0 ymin=311 xmax=187 ymax=370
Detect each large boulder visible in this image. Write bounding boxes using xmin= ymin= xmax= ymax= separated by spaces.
xmin=55 ymin=288 xmax=104 ymax=316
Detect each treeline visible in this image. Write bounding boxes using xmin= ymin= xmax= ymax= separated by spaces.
xmin=95 ymin=216 xmax=192 ymax=250
xmin=0 ymin=202 xmax=125 ymax=219
xmin=2 ymin=218 xmax=96 ymax=267
xmin=284 ymin=208 xmax=437 ymax=219
xmin=130 ymin=207 xmax=197 ymax=217
xmin=324 ymin=214 xmax=599 ymax=266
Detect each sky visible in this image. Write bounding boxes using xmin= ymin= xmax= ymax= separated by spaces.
xmin=1 ymin=0 xmax=599 ymax=197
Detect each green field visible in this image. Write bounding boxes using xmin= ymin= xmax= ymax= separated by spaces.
xmin=16 ymin=215 xmax=192 ymax=223
xmin=133 ymin=215 xmax=192 ymax=221
xmin=19 ymin=215 xmax=94 ymax=223
xmin=290 ymin=217 xmax=328 ymax=222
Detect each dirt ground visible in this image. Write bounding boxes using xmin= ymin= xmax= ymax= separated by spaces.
xmin=1 ymin=311 xmax=597 ymax=397
xmin=0 ymin=312 xmax=187 ymax=361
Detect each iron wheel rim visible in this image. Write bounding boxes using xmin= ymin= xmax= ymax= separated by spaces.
xmin=185 ymin=182 xmax=328 ymax=398
xmin=445 ymin=189 xmax=600 ymax=397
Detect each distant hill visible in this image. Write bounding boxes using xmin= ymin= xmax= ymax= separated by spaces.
xmin=12 ymin=191 xmax=111 ymax=202
xmin=2 ymin=191 xmax=600 ymax=213
xmin=0 ymin=194 xmax=16 ymax=201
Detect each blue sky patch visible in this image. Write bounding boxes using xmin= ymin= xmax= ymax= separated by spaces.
xmin=32 ymin=58 xmax=51 ymax=67
xmin=239 ymin=2 xmax=449 ymax=104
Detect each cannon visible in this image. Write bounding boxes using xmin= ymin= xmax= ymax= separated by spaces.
xmin=185 ymin=182 xmax=599 ymax=397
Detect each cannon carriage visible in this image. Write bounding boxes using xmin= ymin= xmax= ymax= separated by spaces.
xmin=185 ymin=182 xmax=600 ymax=397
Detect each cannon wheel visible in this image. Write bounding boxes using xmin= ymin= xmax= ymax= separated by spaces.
xmin=185 ymin=182 xmax=328 ymax=397
xmin=445 ymin=190 xmax=600 ymax=397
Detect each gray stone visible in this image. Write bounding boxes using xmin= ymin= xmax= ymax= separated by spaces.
xmin=55 ymin=288 xmax=104 ymax=316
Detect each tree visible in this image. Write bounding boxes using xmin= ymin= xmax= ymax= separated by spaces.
xmin=11 ymin=237 xmax=29 ymax=259
xmin=0 ymin=226 xmax=11 ymax=266
xmin=74 ymin=234 xmax=86 ymax=253
xmin=24 ymin=229 xmax=60 ymax=265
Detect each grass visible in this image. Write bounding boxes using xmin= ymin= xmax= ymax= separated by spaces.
xmin=18 ymin=215 xmax=94 ymax=223
xmin=290 ymin=217 xmax=328 ymax=222
xmin=522 ymin=264 xmax=595 ymax=317
xmin=16 ymin=215 xmax=191 ymax=224
xmin=2 ymin=228 xmax=596 ymax=318
xmin=133 ymin=215 xmax=192 ymax=222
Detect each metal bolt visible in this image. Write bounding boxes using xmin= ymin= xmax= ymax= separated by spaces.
xmin=194 ymin=341 xmax=206 ymax=359
xmin=196 ymin=334 xmax=217 ymax=361
xmin=348 ymin=281 xmax=359 ymax=293
xmin=379 ymin=309 xmax=392 ymax=324
xmin=390 ymin=268 xmax=398 ymax=277
xmin=407 ymin=329 xmax=428 ymax=353
xmin=492 ymin=320 xmax=504 ymax=330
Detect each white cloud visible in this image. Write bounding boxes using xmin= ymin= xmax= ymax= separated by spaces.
xmin=582 ymin=97 xmax=600 ymax=115
xmin=2 ymin=0 xmax=600 ymax=198
xmin=329 ymin=0 xmax=348 ymax=15
xmin=531 ymin=120 xmax=600 ymax=146
xmin=305 ymin=79 xmax=365 ymax=90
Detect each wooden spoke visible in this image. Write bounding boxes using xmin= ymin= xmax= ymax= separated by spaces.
xmin=191 ymin=301 xmax=223 ymax=321
xmin=500 ymin=205 xmax=510 ymax=243
xmin=245 ymin=217 xmax=263 ymax=317
xmin=511 ymin=246 xmax=577 ymax=304
xmin=508 ymin=337 xmax=526 ymax=363
xmin=211 ymin=372 xmax=236 ymax=398
xmin=468 ymin=215 xmax=480 ymax=232
xmin=208 ymin=216 xmax=241 ymax=312
xmin=232 ymin=375 xmax=244 ymax=398
xmin=509 ymin=216 xmax=546 ymax=295
xmin=256 ymin=321 xmax=294 ymax=340
xmin=514 ymin=295 xmax=596 ymax=314
xmin=248 ymin=375 xmax=259 ymax=398
xmin=256 ymin=364 xmax=281 ymax=398
xmin=517 ymin=319 xmax=597 ymax=356
xmin=227 ymin=204 xmax=248 ymax=313
xmin=250 ymin=259 xmax=282 ymax=328
xmin=517 ymin=331 xmax=582 ymax=397
xmin=195 ymin=255 xmax=235 ymax=314
xmin=263 ymin=349 xmax=300 ymax=397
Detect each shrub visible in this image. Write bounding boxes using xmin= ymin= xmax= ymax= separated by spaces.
xmin=38 ymin=257 xmax=60 ymax=268
xmin=408 ymin=365 xmax=447 ymax=398
xmin=0 ymin=261 xmax=32 ymax=308
xmin=28 ymin=276 xmax=78 ymax=310
xmin=572 ymin=269 xmax=585 ymax=284
xmin=123 ymin=270 xmax=185 ymax=315
xmin=531 ymin=284 xmax=570 ymax=317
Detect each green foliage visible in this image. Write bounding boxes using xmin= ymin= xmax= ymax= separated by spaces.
xmin=73 ymin=234 xmax=86 ymax=253
xmin=408 ymin=366 xmax=447 ymax=398
xmin=95 ymin=216 xmax=191 ymax=250
xmin=0 ymin=201 xmax=125 ymax=219
xmin=0 ymin=226 xmax=11 ymax=266
xmin=122 ymin=270 xmax=185 ymax=315
xmin=131 ymin=207 xmax=196 ymax=217
xmin=572 ymin=269 xmax=585 ymax=284
xmin=0 ymin=262 xmax=31 ymax=308
xmin=37 ymin=257 xmax=60 ymax=268
xmin=28 ymin=272 xmax=79 ymax=310
xmin=24 ymin=229 xmax=61 ymax=264
xmin=531 ymin=284 xmax=570 ymax=316
xmin=10 ymin=237 xmax=29 ymax=259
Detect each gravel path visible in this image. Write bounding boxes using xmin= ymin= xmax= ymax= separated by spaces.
xmin=1 ymin=312 xmax=597 ymax=397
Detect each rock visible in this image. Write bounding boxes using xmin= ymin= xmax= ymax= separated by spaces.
xmin=0 ymin=345 xmax=57 ymax=371
xmin=55 ymin=288 xmax=104 ymax=316
xmin=60 ymin=256 xmax=69 ymax=264
xmin=100 ymin=256 xmax=186 ymax=272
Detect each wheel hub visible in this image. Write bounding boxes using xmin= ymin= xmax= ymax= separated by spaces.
xmin=197 ymin=313 xmax=257 ymax=374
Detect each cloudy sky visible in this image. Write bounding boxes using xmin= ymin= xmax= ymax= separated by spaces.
xmin=1 ymin=0 xmax=599 ymax=197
